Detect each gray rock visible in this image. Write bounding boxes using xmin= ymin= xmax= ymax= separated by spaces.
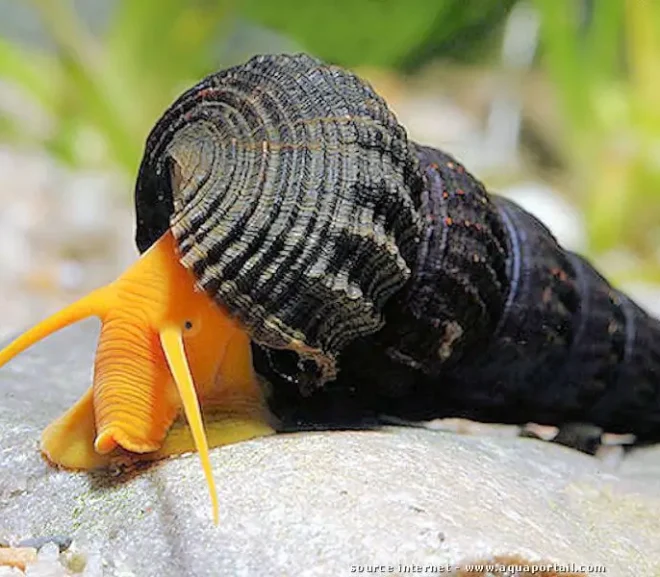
xmin=1 ymin=322 xmax=659 ymax=577
xmin=16 ymin=535 xmax=72 ymax=553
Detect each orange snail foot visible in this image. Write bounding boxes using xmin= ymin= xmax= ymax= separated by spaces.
xmin=133 ymin=412 xmax=276 ymax=463
xmin=40 ymin=385 xmax=275 ymax=472
xmin=94 ymin=426 xmax=163 ymax=456
xmin=39 ymin=385 xmax=167 ymax=471
xmin=1 ymin=229 xmax=278 ymax=523
xmin=38 ymin=322 xmax=275 ymax=474
xmin=40 ymin=387 xmax=111 ymax=470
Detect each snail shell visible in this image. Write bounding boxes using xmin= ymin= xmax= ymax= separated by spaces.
xmin=253 ymin=140 xmax=660 ymax=442
xmin=133 ymin=52 xmax=660 ymax=443
xmin=135 ymin=53 xmax=424 ymax=385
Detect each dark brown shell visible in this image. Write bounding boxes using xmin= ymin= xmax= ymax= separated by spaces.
xmin=134 ymin=53 xmax=660 ymax=444
xmin=134 ymin=53 xmax=424 ymax=383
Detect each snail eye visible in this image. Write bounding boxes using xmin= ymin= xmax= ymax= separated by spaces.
xmin=182 ymin=318 xmax=201 ymax=338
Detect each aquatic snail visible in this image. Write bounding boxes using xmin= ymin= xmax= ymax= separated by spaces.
xmin=1 ymin=53 xmax=659 ymax=525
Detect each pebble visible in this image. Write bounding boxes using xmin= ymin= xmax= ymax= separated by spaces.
xmin=16 ymin=537 xmax=72 ymax=554
xmin=521 ymin=422 xmax=559 ymax=441
xmin=60 ymin=549 xmax=86 ymax=574
xmin=0 ymin=547 xmax=37 ymax=571
xmin=23 ymin=542 xmax=67 ymax=577
xmin=0 ymin=567 xmax=24 ymax=577
xmin=0 ymin=540 xmax=75 ymax=576
xmin=425 ymin=417 xmax=521 ymax=437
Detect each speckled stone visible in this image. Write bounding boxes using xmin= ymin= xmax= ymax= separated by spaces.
xmin=1 ymin=322 xmax=659 ymax=577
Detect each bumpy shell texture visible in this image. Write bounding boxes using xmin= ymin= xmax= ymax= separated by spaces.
xmin=135 ymin=52 xmax=660 ymax=440
xmin=256 ymin=143 xmax=660 ymax=441
xmin=135 ymin=54 xmax=423 ymax=383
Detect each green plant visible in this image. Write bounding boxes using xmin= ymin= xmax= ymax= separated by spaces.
xmin=0 ymin=0 xmax=231 ymax=175
xmin=0 ymin=0 xmax=512 ymax=178
xmin=243 ymin=0 xmax=513 ymax=70
xmin=533 ymin=0 xmax=660 ymax=282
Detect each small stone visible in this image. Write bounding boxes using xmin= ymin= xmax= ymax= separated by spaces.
xmin=554 ymin=422 xmax=604 ymax=454
xmin=601 ymin=432 xmax=637 ymax=446
xmin=32 ymin=547 xmax=69 ymax=577
xmin=425 ymin=417 xmax=520 ymax=437
xmin=60 ymin=549 xmax=86 ymax=574
xmin=0 ymin=567 xmax=24 ymax=576
xmin=521 ymin=422 xmax=559 ymax=441
xmin=0 ymin=547 xmax=38 ymax=571
xmin=17 ymin=537 xmax=72 ymax=555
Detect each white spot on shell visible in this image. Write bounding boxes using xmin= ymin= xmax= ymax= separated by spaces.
xmin=437 ymin=321 xmax=463 ymax=361
xmin=347 ymin=285 xmax=363 ymax=300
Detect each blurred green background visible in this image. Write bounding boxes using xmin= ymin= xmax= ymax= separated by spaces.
xmin=0 ymin=0 xmax=659 ymax=323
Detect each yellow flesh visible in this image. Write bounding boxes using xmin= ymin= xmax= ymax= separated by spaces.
xmin=160 ymin=326 xmax=219 ymax=523
xmin=0 ymin=230 xmax=275 ymax=524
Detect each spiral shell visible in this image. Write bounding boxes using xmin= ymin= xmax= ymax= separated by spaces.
xmin=375 ymin=144 xmax=511 ymax=375
xmin=135 ymin=54 xmax=424 ymax=384
xmin=133 ymin=52 xmax=660 ymax=442
xmin=257 ymin=141 xmax=660 ymax=442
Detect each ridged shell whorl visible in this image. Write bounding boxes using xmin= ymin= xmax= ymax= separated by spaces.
xmin=135 ymin=54 xmax=423 ymax=383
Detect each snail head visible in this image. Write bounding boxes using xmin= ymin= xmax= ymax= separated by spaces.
xmin=0 ymin=52 xmax=424 ymax=526
xmin=0 ymin=229 xmax=272 ymax=525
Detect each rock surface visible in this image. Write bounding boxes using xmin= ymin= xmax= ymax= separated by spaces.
xmin=1 ymin=322 xmax=659 ymax=577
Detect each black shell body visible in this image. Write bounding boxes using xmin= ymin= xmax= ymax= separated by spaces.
xmin=135 ymin=53 xmax=660 ymax=442
xmin=136 ymin=53 xmax=422 ymax=384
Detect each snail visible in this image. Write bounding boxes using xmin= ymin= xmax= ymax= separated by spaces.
xmin=1 ymin=53 xmax=659 ymax=526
